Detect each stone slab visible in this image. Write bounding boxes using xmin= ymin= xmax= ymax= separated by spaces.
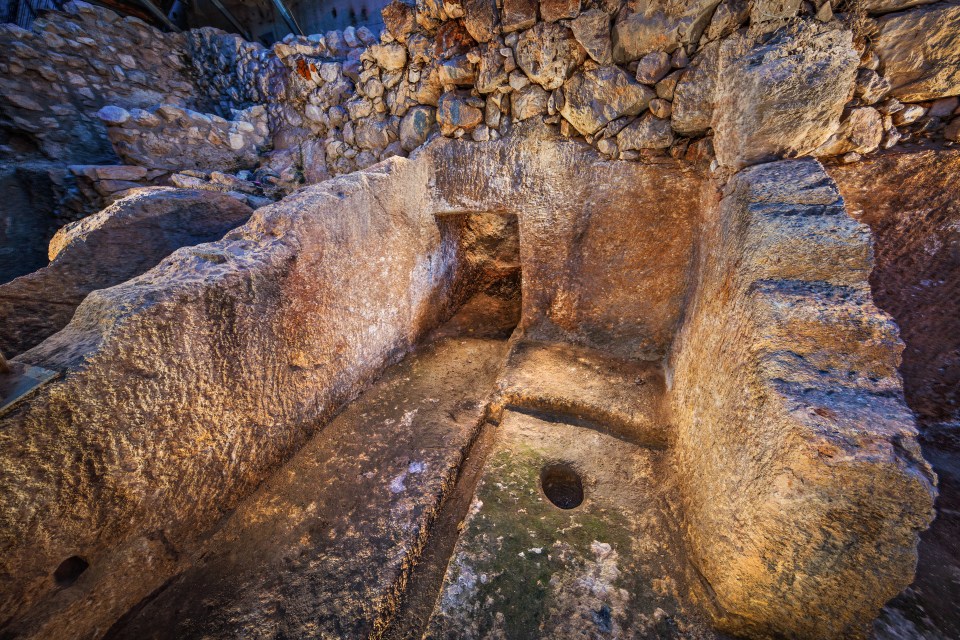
xmin=493 ymin=339 xmax=669 ymax=447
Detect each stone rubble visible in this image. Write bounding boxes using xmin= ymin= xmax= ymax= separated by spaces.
xmin=0 ymin=2 xmax=199 ymax=164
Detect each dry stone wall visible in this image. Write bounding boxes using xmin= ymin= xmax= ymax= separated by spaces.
xmin=123 ymin=0 xmax=960 ymax=178
xmin=6 ymin=0 xmax=957 ymax=195
xmin=0 ymin=1 xmax=200 ymax=164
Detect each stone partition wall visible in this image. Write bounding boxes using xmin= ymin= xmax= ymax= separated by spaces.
xmin=0 ymin=1 xmax=200 ymax=163
xmin=428 ymin=128 xmax=710 ymax=359
xmin=668 ymin=158 xmax=937 ymax=637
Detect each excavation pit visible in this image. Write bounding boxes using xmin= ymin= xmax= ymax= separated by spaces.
xmin=540 ymin=463 xmax=584 ymax=510
xmin=0 ymin=137 xmax=939 ymax=640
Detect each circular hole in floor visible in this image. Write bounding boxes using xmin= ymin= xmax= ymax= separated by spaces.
xmin=541 ymin=463 xmax=584 ymax=509
xmin=53 ymin=556 xmax=89 ymax=587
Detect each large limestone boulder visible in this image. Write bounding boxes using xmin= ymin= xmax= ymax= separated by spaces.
xmin=560 ymin=65 xmax=654 ymax=135
xmin=514 ymin=22 xmax=587 ymax=90
xmin=102 ymin=104 xmax=269 ymax=173
xmin=670 ymin=158 xmax=936 ymax=638
xmin=873 ymin=1 xmax=960 ymax=102
xmin=611 ymin=0 xmax=722 ymax=63
xmin=673 ymin=23 xmax=859 ymax=170
xmin=0 ymin=188 xmax=252 ymax=357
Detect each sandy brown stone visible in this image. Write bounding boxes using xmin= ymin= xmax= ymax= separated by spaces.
xmin=461 ymin=0 xmax=500 ymax=42
xmin=669 ymin=157 xmax=936 ymax=638
xmin=873 ymin=1 xmax=960 ymax=102
xmin=569 ymin=8 xmax=612 ymax=64
xmin=437 ymin=91 xmax=485 ymax=131
xmin=382 ymin=0 xmax=417 ymax=42
xmin=616 ymin=112 xmax=674 ymax=150
xmin=514 ymin=22 xmax=587 ymax=90
xmin=539 ymin=0 xmax=580 ymax=22
xmin=475 ymin=41 xmax=510 ymax=92
xmin=670 ymin=39 xmax=719 ymax=134
xmin=511 ymin=84 xmax=550 ymax=120
xmin=0 ymin=135 xmax=710 ymax=637
xmin=611 ymin=0 xmax=721 ymax=63
xmin=560 ymin=65 xmax=654 ymax=135
xmin=502 ymin=0 xmax=538 ymax=31
xmin=492 ymin=340 xmax=668 ymax=446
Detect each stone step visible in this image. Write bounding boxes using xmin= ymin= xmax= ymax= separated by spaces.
xmin=749 ymin=279 xmax=905 ymax=392
xmin=491 ymin=339 xmax=669 ymax=448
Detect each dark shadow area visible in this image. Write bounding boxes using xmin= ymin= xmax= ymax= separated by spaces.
xmin=0 ymin=162 xmax=77 ymax=285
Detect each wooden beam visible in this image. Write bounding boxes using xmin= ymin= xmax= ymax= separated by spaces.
xmin=208 ymin=0 xmax=253 ymax=41
xmin=136 ymin=0 xmax=182 ymax=31
xmin=270 ymin=0 xmax=302 ymax=36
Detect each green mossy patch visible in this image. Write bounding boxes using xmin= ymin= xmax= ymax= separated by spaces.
xmin=448 ymin=445 xmax=650 ymax=637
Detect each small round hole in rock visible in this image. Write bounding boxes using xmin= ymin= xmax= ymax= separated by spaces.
xmin=53 ymin=556 xmax=88 ymax=587
xmin=541 ymin=463 xmax=584 ymax=509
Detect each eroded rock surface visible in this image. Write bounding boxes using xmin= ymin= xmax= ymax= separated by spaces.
xmin=829 ymin=148 xmax=960 ymax=639
xmin=669 ymin=158 xmax=936 ymax=638
xmin=873 ymin=1 xmax=960 ymax=103
xmin=106 ymin=335 xmax=508 ymax=639
xmin=427 ymin=410 xmax=716 ymax=639
xmin=0 ymin=157 xmax=460 ymax=640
